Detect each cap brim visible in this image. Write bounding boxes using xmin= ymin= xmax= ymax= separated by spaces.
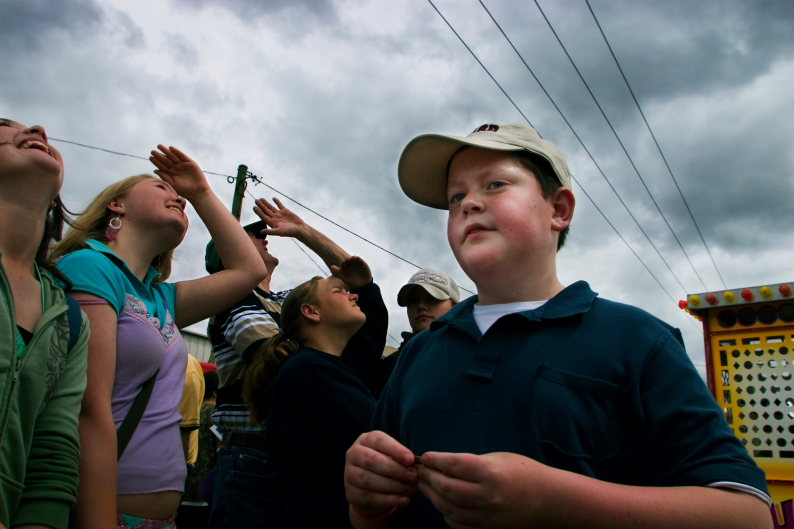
xmin=398 ymin=134 xmax=524 ymax=210
xmin=396 ymin=283 xmax=452 ymax=306
xmin=205 ymin=240 xmax=223 ymax=274
xmin=243 ymin=220 xmax=267 ymax=238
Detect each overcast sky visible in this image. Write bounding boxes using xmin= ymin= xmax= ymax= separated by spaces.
xmin=2 ymin=0 xmax=792 ymax=375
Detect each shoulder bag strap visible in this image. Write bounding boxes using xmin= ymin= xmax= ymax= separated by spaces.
xmin=117 ymin=369 xmax=159 ymax=459
xmin=64 ymin=295 xmax=82 ymax=352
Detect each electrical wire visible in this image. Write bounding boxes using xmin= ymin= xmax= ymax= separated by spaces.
xmin=428 ymin=2 xmax=682 ymax=304
xmin=244 ymin=176 xmax=477 ymax=296
xmin=532 ymin=0 xmax=708 ymax=291
xmin=49 ymin=136 xmax=477 ymax=297
xmin=585 ymin=0 xmax=727 ymax=289
xmin=426 ymin=0 xmax=534 ymax=128
xmin=48 ymin=137 xmax=230 ymax=177
xmin=477 ymin=0 xmax=693 ymax=297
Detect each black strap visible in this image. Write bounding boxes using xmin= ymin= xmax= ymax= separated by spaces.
xmin=64 ymin=295 xmax=81 ymax=352
xmin=117 ymin=370 xmax=159 ymax=459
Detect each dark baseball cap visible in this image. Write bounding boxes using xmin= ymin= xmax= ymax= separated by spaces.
xmin=205 ymin=220 xmax=267 ymax=274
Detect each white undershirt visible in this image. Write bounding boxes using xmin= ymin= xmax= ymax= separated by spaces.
xmin=473 ymin=300 xmax=546 ymax=335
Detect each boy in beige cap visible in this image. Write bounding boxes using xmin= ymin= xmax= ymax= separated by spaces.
xmin=344 ymin=123 xmax=771 ymax=528
xmin=375 ymin=268 xmax=460 ymax=397
xmin=398 ymin=267 xmax=460 ymax=338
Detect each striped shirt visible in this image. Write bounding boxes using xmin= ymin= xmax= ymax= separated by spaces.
xmin=208 ymin=287 xmax=290 ymax=435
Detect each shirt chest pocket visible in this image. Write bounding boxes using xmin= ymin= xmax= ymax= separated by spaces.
xmin=530 ymin=366 xmax=631 ymax=463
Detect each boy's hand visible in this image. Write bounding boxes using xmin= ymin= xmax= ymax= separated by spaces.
xmin=417 ymin=451 xmax=547 ymax=529
xmin=344 ymin=431 xmax=418 ymax=518
xmin=149 ymin=145 xmax=210 ymax=202
xmin=331 ymin=256 xmax=373 ymax=290
xmin=254 ymin=197 xmax=307 ymax=239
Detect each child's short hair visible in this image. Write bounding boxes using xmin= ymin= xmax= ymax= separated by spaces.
xmin=511 ymin=150 xmax=569 ymax=250
xmin=397 ymin=122 xmax=573 ymax=249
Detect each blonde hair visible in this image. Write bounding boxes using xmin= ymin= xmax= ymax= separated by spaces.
xmin=243 ymin=276 xmax=322 ymax=424
xmin=51 ymin=174 xmax=175 ymax=281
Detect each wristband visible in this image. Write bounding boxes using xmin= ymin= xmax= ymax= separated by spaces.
xmin=352 ymin=505 xmax=398 ymax=521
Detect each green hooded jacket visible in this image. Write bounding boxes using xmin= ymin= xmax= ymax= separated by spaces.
xmin=0 ymin=256 xmax=89 ymax=529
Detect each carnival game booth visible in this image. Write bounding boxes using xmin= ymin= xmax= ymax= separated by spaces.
xmin=682 ymin=281 xmax=794 ymax=527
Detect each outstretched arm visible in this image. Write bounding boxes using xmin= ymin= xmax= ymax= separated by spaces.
xmin=254 ymin=197 xmax=350 ymax=269
xmin=334 ymin=257 xmax=384 ymax=392
xmin=150 ymin=145 xmax=267 ymax=327
xmin=417 ymin=451 xmax=772 ymax=529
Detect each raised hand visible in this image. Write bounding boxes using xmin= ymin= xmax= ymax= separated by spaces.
xmin=253 ymin=197 xmax=307 ymax=239
xmin=330 ymin=256 xmax=372 ymax=290
xmin=149 ymin=145 xmax=210 ymax=202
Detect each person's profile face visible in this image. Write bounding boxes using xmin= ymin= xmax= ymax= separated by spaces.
xmin=247 ymin=231 xmax=279 ymax=272
xmin=0 ymin=118 xmax=64 ymax=191
xmin=111 ymin=178 xmax=189 ymax=245
xmin=313 ymin=276 xmax=365 ymax=327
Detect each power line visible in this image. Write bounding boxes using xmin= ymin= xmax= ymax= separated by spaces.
xmin=49 ymin=136 xmax=477 ymax=296
xmin=477 ymin=0 xmax=693 ymax=297
xmin=584 ymin=0 xmax=727 ymax=290
xmin=434 ymin=1 xmax=683 ymax=303
xmin=50 ymin=149 xmax=405 ymax=346
xmin=50 ymin=137 xmax=230 ymax=178
xmin=532 ymin=0 xmax=708 ymax=292
xmin=426 ymin=0 xmax=534 ymax=128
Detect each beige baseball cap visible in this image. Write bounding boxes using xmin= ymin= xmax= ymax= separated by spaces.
xmin=397 ymin=268 xmax=461 ymax=307
xmin=398 ymin=123 xmax=572 ymax=209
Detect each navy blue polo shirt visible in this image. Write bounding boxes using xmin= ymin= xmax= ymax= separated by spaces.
xmin=374 ymin=281 xmax=768 ymax=526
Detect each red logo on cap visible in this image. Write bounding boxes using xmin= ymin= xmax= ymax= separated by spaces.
xmin=473 ymin=124 xmax=499 ymax=133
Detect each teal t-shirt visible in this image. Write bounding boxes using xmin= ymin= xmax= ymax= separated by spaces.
xmin=56 ymin=240 xmax=176 ymax=329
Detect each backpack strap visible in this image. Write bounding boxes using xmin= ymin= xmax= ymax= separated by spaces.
xmin=117 ymin=369 xmax=159 ymax=459
xmin=62 ymin=283 xmax=161 ymax=459
xmin=64 ymin=295 xmax=82 ymax=352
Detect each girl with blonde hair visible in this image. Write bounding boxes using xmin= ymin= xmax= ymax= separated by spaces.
xmin=53 ymin=145 xmax=266 ymax=529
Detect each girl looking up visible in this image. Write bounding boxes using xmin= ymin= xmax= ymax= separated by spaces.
xmin=0 ymin=118 xmax=89 ymax=529
xmin=242 ymin=256 xmax=386 ymax=529
xmin=53 ymin=145 xmax=266 ymax=528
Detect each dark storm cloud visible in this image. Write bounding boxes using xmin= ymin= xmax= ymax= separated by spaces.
xmin=0 ymin=0 xmax=105 ymax=51
xmin=2 ymin=0 xmax=789 ymax=353
xmin=0 ymin=0 xmax=146 ymax=116
xmin=476 ymin=0 xmax=794 ymax=112
xmin=432 ymin=0 xmax=791 ymax=290
xmin=583 ymin=0 xmax=794 ymax=101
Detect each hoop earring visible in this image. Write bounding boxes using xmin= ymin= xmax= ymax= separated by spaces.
xmin=105 ymin=216 xmax=122 ymax=241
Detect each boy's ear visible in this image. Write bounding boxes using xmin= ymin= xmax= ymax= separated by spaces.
xmin=550 ymin=188 xmax=575 ymax=232
xmin=300 ymin=303 xmax=321 ymax=323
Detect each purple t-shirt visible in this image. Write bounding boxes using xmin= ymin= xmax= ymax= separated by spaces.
xmin=57 ymin=240 xmax=188 ymax=494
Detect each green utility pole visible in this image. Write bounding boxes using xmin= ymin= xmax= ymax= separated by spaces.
xmin=230 ymin=164 xmax=248 ymax=220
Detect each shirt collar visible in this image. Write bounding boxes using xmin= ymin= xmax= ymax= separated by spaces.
xmin=86 ymin=239 xmax=161 ymax=286
xmin=432 ymin=280 xmax=598 ymax=334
